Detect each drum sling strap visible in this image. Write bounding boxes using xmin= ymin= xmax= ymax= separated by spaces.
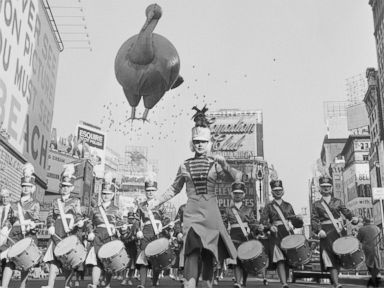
xmin=272 ymin=203 xmax=292 ymax=235
xmin=231 ymin=207 xmax=249 ymax=238
xmin=17 ymin=202 xmax=26 ymax=235
xmin=99 ymin=205 xmax=113 ymax=237
xmin=147 ymin=208 xmax=160 ymax=236
xmin=0 ymin=204 xmax=10 ymax=227
xmin=57 ymin=199 xmax=70 ymax=234
xmin=320 ymin=200 xmax=342 ymax=236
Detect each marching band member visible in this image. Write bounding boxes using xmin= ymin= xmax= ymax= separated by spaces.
xmin=223 ymin=181 xmax=259 ymax=288
xmin=311 ymin=175 xmax=358 ymax=288
xmin=41 ymin=164 xmax=85 ymax=288
xmin=135 ymin=174 xmax=167 ymax=288
xmin=170 ymin=203 xmax=186 ymax=282
xmin=148 ymin=106 xmax=239 ymax=288
xmin=0 ymin=188 xmax=11 ymax=276
xmin=120 ymin=211 xmax=140 ymax=286
xmin=86 ymin=172 xmax=123 ymax=288
xmin=0 ymin=163 xmax=40 ymax=288
xmin=260 ymin=170 xmax=303 ymax=288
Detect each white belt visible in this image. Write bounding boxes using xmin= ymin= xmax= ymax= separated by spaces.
xmin=144 ymin=220 xmax=161 ymax=226
xmin=321 ymin=219 xmax=342 ymax=225
xmin=97 ymin=224 xmax=111 ymax=228
xmin=273 ymin=220 xmax=284 ymax=226
xmin=231 ymin=223 xmax=249 ymax=229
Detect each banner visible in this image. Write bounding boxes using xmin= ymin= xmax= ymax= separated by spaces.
xmin=0 ymin=0 xmax=60 ymax=181
xmin=77 ymin=124 xmax=106 ymax=178
xmin=46 ymin=149 xmax=76 ymax=193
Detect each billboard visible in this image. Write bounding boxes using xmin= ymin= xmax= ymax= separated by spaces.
xmin=344 ymin=163 xmax=370 ymax=202
xmin=207 ymin=109 xmax=263 ymax=160
xmin=77 ymin=124 xmax=106 ymax=178
xmin=0 ymin=0 xmax=60 ymax=181
xmin=346 ymin=197 xmax=373 ymax=220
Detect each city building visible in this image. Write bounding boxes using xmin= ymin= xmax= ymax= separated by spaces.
xmin=340 ymin=135 xmax=372 ymax=220
xmin=323 ymin=101 xmax=349 ymax=138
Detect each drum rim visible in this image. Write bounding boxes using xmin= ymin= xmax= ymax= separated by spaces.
xmin=98 ymin=240 xmax=125 ymax=258
xmin=332 ymin=236 xmax=359 ymax=255
xmin=144 ymin=238 xmax=170 ymax=256
xmin=281 ymin=234 xmax=306 ymax=249
xmin=8 ymin=237 xmax=34 ymax=257
xmin=54 ymin=235 xmax=80 ymax=256
xmin=237 ymin=240 xmax=264 ymax=260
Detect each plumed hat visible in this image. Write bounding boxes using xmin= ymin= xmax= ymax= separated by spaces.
xmin=102 ymin=172 xmax=117 ymax=194
xmin=319 ymin=175 xmax=333 ymax=187
xmin=269 ymin=164 xmax=283 ymax=191
xmin=191 ymin=105 xmax=212 ymax=141
xmin=60 ymin=164 xmax=76 ymax=186
xmin=231 ymin=181 xmax=246 ymax=193
xmin=21 ymin=163 xmax=36 ymax=187
xmin=144 ymin=171 xmax=158 ymax=191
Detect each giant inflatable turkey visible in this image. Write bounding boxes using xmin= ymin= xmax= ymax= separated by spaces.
xmin=115 ymin=4 xmax=183 ymax=121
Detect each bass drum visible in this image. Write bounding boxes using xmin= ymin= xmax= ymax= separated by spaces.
xmin=333 ymin=236 xmax=364 ymax=269
xmin=281 ymin=234 xmax=312 ymax=267
xmin=145 ymin=238 xmax=175 ymax=270
xmin=237 ymin=240 xmax=268 ymax=273
xmin=8 ymin=238 xmax=41 ymax=271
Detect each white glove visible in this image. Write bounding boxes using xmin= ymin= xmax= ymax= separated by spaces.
xmin=110 ymin=225 xmax=116 ymax=235
xmin=28 ymin=222 xmax=37 ymax=230
xmin=76 ymin=220 xmax=85 ymax=228
xmin=213 ymin=154 xmax=227 ymax=168
xmin=258 ymin=224 xmax=264 ymax=232
xmin=168 ymin=221 xmax=175 ymax=229
xmin=270 ymin=225 xmax=278 ymax=233
xmin=318 ymin=230 xmax=327 ymax=239
xmin=48 ymin=226 xmax=55 ymax=236
xmin=0 ymin=226 xmax=9 ymax=236
xmin=351 ymin=217 xmax=359 ymax=225
xmin=177 ymin=233 xmax=183 ymax=241
xmin=121 ymin=224 xmax=128 ymax=231
xmin=136 ymin=231 xmax=144 ymax=239
xmin=88 ymin=232 xmax=95 ymax=241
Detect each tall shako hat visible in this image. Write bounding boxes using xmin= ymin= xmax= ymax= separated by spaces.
xmin=231 ymin=181 xmax=246 ymax=193
xmin=21 ymin=163 xmax=36 ymax=187
xmin=269 ymin=164 xmax=283 ymax=191
xmin=102 ymin=172 xmax=117 ymax=194
xmin=191 ymin=105 xmax=212 ymax=141
xmin=60 ymin=164 xmax=76 ymax=186
xmin=144 ymin=171 xmax=157 ymax=191
xmin=319 ymin=175 xmax=333 ymax=186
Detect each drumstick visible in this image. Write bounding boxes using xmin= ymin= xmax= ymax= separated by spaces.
xmin=53 ymin=234 xmax=63 ymax=241
xmin=162 ymin=219 xmax=180 ymax=230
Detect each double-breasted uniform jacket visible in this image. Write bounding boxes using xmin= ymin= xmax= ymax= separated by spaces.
xmin=6 ymin=197 xmax=40 ymax=246
xmin=156 ymin=155 xmax=240 ymax=264
xmin=46 ymin=197 xmax=83 ymax=244
xmin=223 ymin=201 xmax=258 ymax=246
xmin=260 ymin=199 xmax=303 ymax=266
xmin=311 ymin=197 xmax=354 ymax=269
xmin=87 ymin=203 xmax=124 ymax=254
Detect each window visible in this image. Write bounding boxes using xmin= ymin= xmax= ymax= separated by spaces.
xmin=363 ymin=155 xmax=369 ymax=161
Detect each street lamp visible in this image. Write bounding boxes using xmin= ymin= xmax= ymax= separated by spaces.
xmin=256 ymin=163 xmax=264 ymax=204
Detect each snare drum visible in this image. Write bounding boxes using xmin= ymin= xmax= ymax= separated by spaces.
xmin=281 ymin=234 xmax=312 ymax=266
xmin=237 ymin=240 xmax=268 ymax=273
xmin=98 ymin=240 xmax=129 ymax=273
xmin=332 ymin=236 xmax=365 ymax=269
xmin=145 ymin=238 xmax=175 ymax=270
xmin=54 ymin=235 xmax=87 ymax=269
xmin=8 ymin=238 xmax=41 ymax=271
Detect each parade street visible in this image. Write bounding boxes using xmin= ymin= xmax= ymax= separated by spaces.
xmin=3 ymin=278 xmax=381 ymax=288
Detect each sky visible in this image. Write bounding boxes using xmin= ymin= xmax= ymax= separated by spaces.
xmin=51 ymin=0 xmax=378 ymax=212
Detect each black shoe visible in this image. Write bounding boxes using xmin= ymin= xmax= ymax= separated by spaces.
xmin=263 ymin=278 xmax=268 ymax=286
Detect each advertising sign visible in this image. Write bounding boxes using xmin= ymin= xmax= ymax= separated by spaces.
xmin=0 ymin=0 xmax=60 ymax=181
xmin=214 ymin=162 xmax=257 ymax=208
xmin=46 ymin=149 xmax=76 ymax=193
xmin=207 ymin=110 xmax=263 ymax=160
xmin=373 ymin=187 xmax=384 ymax=201
xmin=0 ymin=141 xmax=24 ymax=201
xmin=77 ymin=124 xmax=106 ymax=178
xmin=346 ymin=197 xmax=373 ymax=219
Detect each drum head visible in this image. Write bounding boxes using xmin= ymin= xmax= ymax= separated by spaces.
xmin=237 ymin=240 xmax=263 ymax=260
xmin=98 ymin=240 xmax=124 ymax=258
xmin=54 ymin=236 xmax=78 ymax=256
xmin=281 ymin=234 xmax=306 ymax=249
xmin=145 ymin=238 xmax=169 ymax=256
xmin=333 ymin=236 xmax=359 ymax=255
xmin=8 ymin=238 xmax=33 ymax=258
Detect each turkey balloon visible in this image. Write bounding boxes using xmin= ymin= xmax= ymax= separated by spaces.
xmin=115 ymin=3 xmax=183 ymax=121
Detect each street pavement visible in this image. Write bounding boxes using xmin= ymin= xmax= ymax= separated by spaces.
xmin=2 ymin=278 xmax=379 ymax=287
